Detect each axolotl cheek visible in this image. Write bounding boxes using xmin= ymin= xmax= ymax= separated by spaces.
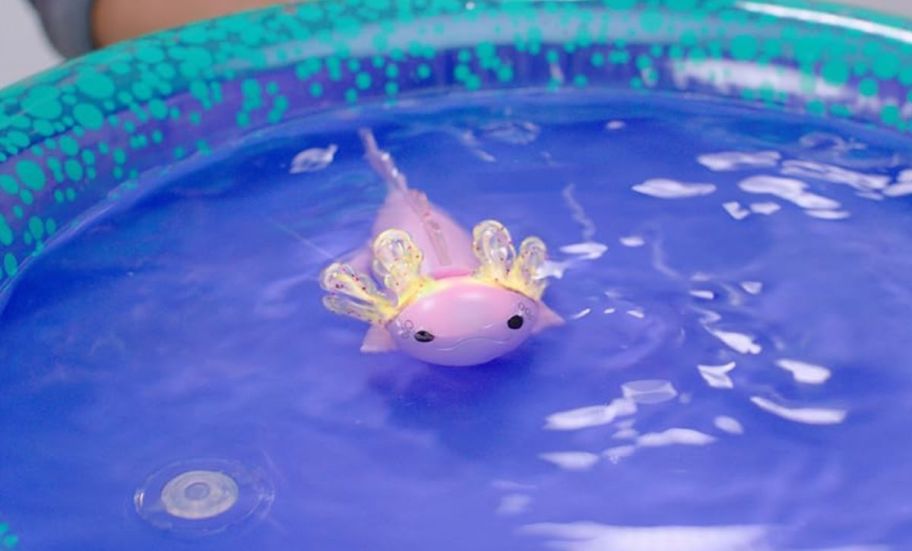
xmin=389 ymin=281 xmax=539 ymax=367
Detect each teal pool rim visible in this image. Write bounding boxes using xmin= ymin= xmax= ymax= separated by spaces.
xmin=0 ymin=0 xmax=911 ymax=298
xmin=0 ymin=519 xmax=19 ymax=549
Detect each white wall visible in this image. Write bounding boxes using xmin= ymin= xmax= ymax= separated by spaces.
xmin=0 ymin=1 xmax=61 ymax=87
xmin=0 ymin=0 xmax=910 ymax=89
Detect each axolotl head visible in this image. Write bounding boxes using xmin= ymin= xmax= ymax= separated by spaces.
xmin=387 ymin=277 xmax=560 ymax=366
xmin=321 ymin=220 xmax=563 ymax=367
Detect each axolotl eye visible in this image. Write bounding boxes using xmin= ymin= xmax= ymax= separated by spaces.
xmin=507 ymin=315 xmax=524 ymax=330
xmin=414 ymin=330 xmax=435 ymax=343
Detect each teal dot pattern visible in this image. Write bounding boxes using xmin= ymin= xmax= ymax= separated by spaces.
xmin=0 ymin=0 xmax=910 ymax=295
xmin=0 ymin=521 xmax=19 ymax=549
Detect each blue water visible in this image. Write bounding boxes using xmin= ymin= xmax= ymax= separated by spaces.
xmin=2 ymin=91 xmax=912 ymax=550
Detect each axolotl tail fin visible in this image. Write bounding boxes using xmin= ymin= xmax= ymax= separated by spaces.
xmin=358 ymin=128 xmax=409 ymax=194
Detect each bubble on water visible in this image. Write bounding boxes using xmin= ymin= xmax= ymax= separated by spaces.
xmin=539 ymin=451 xmax=600 ymax=471
xmin=633 ymin=178 xmax=716 ymax=199
xmin=897 ymin=169 xmax=912 ymax=182
xmin=289 ymin=144 xmax=338 ymax=173
xmin=750 ymin=202 xmax=781 ymax=215
xmin=739 ymin=175 xmax=840 ymax=210
xmin=626 ymin=308 xmax=645 ymax=319
xmin=621 ymin=379 xmax=678 ymax=404
xmin=750 ymin=396 xmax=847 ymax=425
xmin=776 ymin=358 xmax=832 ymax=384
xmin=722 ymin=201 xmax=751 ymax=220
xmin=697 ymin=361 xmax=736 ymax=389
xmin=603 ymin=307 xmax=616 ymax=314
xmin=697 ymin=150 xmax=781 ymax=172
xmin=135 ymin=459 xmax=274 ymax=536
xmin=780 ymin=160 xmax=890 ymax=191
xmin=714 ymin=416 xmax=744 ymax=435
xmin=619 ymin=235 xmax=645 ymax=247
xmin=707 ymin=328 xmax=762 ymax=355
xmin=544 ymin=399 xmax=637 ymax=431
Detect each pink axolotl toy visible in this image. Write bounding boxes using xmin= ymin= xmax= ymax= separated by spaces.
xmin=319 ymin=129 xmax=563 ymax=366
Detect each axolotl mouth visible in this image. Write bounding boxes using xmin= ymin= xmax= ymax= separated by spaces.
xmin=433 ymin=335 xmax=514 ymax=352
xmin=413 ymin=334 xmax=526 ymax=366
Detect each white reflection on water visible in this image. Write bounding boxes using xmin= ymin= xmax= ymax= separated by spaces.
xmin=626 ymin=308 xmax=645 ymax=319
xmin=619 ymin=235 xmax=645 ymax=247
xmin=740 ymin=281 xmax=763 ymax=295
xmin=560 ymin=242 xmax=609 ymax=260
xmin=289 ymin=144 xmax=338 ymax=173
xmin=780 ymin=160 xmax=890 ymax=192
xmin=539 ymin=452 xmax=601 ymax=472
xmin=544 ymin=399 xmax=638 ymax=431
xmin=541 ymin=185 xmax=609 ymax=279
xmin=884 ymin=182 xmax=912 ymax=197
xmin=621 ymin=379 xmax=678 ymax=404
xmin=723 ymin=201 xmax=752 ymax=220
xmin=605 ymin=120 xmax=626 ymax=131
xmin=522 ymin=521 xmax=890 ymax=551
xmin=633 ymin=178 xmax=717 ymax=199
xmin=706 ymin=328 xmax=763 ymax=355
xmin=636 ymin=428 xmax=716 ymax=447
xmin=738 ymin=1 xmax=912 ymax=45
xmin=521 ymin=522 xmax=771 ymax=551
xmin=738 ymin=175 xmax=841 ymax=211
xmin=750 ymin=202 xmax=781 ymax=215
xmin=563 ymin=184 xmax=598 ymax=242
xmin=672 ymin=59 xmax=847 ymax=102
xmin=776 ymin=358 xmax=832 ymax=385
xmin=570 ymin=308 xmax=592 ymax=321
xmin=714 ymin=416 xmax=744 ymax=435
xmin=496 ymin=493 xmax=532 ymax=516
xmin=750 ymin=396 xmax=847 ymax=425
xmin=690 ymin=289 xmax=715 ymax=300
xmin=805 ymin=209 xmax=851 ymax=220
xmin=698 ymin=150 xmax=781 ymax=172
xmin=478 ymin=120 xmax=541 ymax=145
xmin=698 ymin=362 xmax=737 ymax=389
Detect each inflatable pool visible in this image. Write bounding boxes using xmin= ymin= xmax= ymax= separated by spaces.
xmin=1 ymin=0 xmax=911 ymax=549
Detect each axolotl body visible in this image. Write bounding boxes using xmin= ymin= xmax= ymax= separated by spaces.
xmin=320 ymin=129 xmax=562 ymax=366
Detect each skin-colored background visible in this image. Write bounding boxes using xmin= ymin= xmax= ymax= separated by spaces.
xmin=0 ymin=0 xmax=910 ymax=88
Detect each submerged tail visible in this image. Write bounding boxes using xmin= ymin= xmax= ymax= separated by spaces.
xmin=358 ymin=128 xmax=408 ymax=193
